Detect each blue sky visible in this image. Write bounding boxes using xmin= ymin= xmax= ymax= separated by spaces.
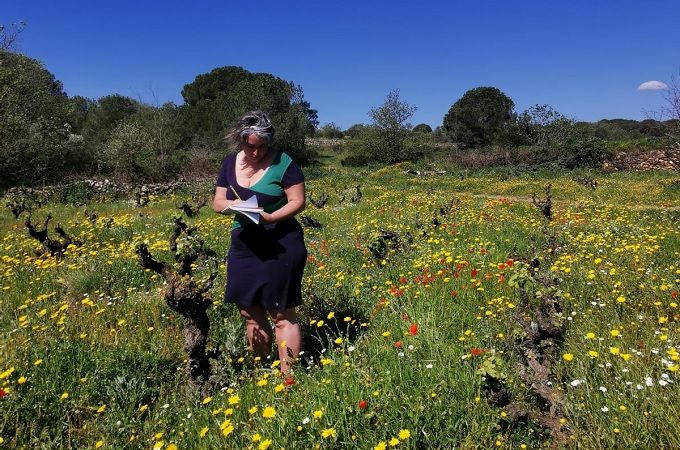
xmin=4 ymin=1 xmax=679 ymax=129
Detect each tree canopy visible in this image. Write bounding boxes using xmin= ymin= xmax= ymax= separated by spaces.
xmin=179 ymin=66 xmax=317 ymax=165
xmin=443 ymin=86 xmax=515 ymax=148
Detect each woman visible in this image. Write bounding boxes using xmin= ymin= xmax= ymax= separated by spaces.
xmin=213 ymin=110 xmax=307 ymax=375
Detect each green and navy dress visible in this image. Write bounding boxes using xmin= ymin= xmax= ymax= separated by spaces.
xmin=216 ymin=149 xmax=307 ymax=311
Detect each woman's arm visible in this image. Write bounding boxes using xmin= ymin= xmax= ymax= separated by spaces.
xmin=260 ymin=182 xmax=306 ymax=224
xmin=212 ymin=186 xmax=242 ymax=213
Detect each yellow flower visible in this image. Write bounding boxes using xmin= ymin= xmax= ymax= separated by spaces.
xmin=167 ymin=444 xmax=177 ymax=450
xmin=274 ymin=383 xmax=285 ymax=392
xmin=586 ymin=332 xmax=596 ymax=339
xmin=96 ymin=404 xmax=106 ymax=413
xmin=95 ymin=441 xmax=103 ymax=448
xmin=249 ymin=406 xmax=258 ymax=415
xmin=382 ymin=331 xmax=391 ymax=337
xmin=610 ymin=329 xmax=620 ymax=337
xmin=374 ymin=442 xmax=387 ymax=450
xmin=588 ymin=350 xmax=599 ymax=358
xmin=228 ymin=395 xmax=240 ymax=405
xmin=139 ymin=404 xmax=148 ymax=412
xmin=563 ymin=353 xmax=574 ymax=362
xmin=322 ymin=428 xmax=337 ymax=439
xmin=389 ymin=437 xmax=400 ymax=446
xmin=313 ymin=409 xmax=323 ymax=420
xmin=398 ymin=429 xmax=411 ymax=440
xmin=327 ymin=312 xmax=335 ymax=319
xmin=202 ymin=396 xmax=212 ymax=404
xmin=259 ymin=439 xmax=272 ymax=449
xmin=252 ymin=433 xmax=261 ymax=442
xmin=257 ymin=379 xmax=268 ymax=387
xmin=17 ymin=376 xmax=27 ymax=385
xmin=262 ymin=406 xmax=276 ymax=418
xmin=220 ymin=420 xmax=234 ymax=436
xmin=199 ymin=427 xmax=209 ymax=437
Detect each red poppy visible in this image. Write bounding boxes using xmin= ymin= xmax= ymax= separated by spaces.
xmin=409 ymin=324 xmax=419 ymax=336
xmin=395 ymin=341 xmax=403 ymax=348
xmin=285 ymin=377 xmax=295 ymax=385
xmin=0 ymin=388 xmax=5 ymax=397
xmin=358 ymin=400 xmax=367 ymax=409
xmin=471 ymin=348 xmax=483 ymax=356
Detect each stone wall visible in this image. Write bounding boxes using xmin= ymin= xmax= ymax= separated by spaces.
xmin=603 ymin=148 xmax=679 ymax=171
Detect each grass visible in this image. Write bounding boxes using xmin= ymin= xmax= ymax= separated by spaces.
xmin=1 ymin=164 xmax=679 ymax=449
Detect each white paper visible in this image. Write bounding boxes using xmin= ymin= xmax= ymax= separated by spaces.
xmin=220 ymin=196 xmax=263 ymax=224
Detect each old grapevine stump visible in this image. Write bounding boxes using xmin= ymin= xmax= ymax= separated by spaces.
xmin=136 ymin=244 xmax=216 ymax=394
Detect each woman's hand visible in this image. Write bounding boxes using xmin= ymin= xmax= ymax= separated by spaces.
xmin=258 ymin=211 xmax=274 ymax=225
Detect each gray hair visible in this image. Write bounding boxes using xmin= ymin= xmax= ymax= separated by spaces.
xmin=226 ymin=110 xmax=275 ymax=150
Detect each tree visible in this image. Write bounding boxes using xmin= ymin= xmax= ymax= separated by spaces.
xmin=317 ymin=122 xmax=344 ymax=139
xmin=648 ymin=71 xmax=680 ymax=170
xmin=443 ymin=87 xmax=515 ymax=148
xmin=413 ymin=123 xmax=432 ymax=134
xmin=517 ymin=104 xmax=574 ymax=148
xmin=367 ymin=88 xmax=417 ymax=163
xmin=0 ymin=21 xmax=26 ymax=52
xmin=0 ymin=49 xmax=77 ymax=188
xmin=82 ymin=94 xmax=141 ymax=151
xmin=179 ymin=66 xmax=317 ymax=165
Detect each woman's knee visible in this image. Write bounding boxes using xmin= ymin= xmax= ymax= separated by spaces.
xmin=269 ymin=308 xmax=298 ymax=327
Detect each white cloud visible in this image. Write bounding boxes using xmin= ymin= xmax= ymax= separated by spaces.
xmin=638 ymin=80 xmax=668 ymax=91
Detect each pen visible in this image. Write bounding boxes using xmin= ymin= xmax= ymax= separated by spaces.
xmin=229 ymin=185 xmax=242 ymax=201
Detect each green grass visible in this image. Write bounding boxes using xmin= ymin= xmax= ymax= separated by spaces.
xmin=1 ymin=167 xmax=679 ymax=449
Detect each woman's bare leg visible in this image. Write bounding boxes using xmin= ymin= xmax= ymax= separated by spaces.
xmin=239 ymin=305 xmax=273 ymax=364
xmin=269 ymin=308 xmax=301 ymax=375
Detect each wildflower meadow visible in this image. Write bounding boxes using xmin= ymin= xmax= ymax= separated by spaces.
xmin=1 ymin=165 xmax=679 ymax=449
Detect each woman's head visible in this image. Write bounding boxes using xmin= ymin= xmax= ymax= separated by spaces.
xmin=227 ymin=110 xmax=275 ymax=151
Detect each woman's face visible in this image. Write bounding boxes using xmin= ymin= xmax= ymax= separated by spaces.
xmin=242 ymin=133 xmax=269 ymax=163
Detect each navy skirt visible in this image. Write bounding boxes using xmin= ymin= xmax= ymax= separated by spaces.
xmin=224 ymin=219 xmax=307 ymax=311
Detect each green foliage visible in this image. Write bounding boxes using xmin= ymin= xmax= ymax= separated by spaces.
xmin=367 ymin=88 xmax=417 ymax=163
xmin=1 ymin=170 xmax=680 ymax=448
xmin=81 ymin=94 xmax=142 ymax=153
xmin=316 ymin=122 xmax=344 ymax=138
xmin=412 ymin=123 xmax=432 ymax=134
xmin=443 ymin=86 xmax=515 ymax=149
xmin=179 ymin=66 xmax=317 ymax=165
xmin=342 ymin=89 xmax=419 ymax=166
xmin=0 ymin=49 xmax=84 ymax=188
